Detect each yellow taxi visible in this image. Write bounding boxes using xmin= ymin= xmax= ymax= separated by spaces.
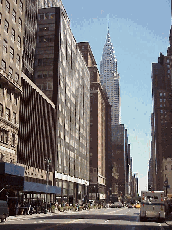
xmin=135 ymin=203 xmax=141 ymax=208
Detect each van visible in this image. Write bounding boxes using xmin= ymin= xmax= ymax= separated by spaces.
xmin=140 ymin=191 xmax=165 ymax=222
xmin=0 ymin=200 xmax=9 ymax=222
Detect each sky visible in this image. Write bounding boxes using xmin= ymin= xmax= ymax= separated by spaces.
xmin=62 ymin=0 xmax=172 ymax=194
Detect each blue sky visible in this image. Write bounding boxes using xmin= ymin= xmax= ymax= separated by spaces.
xmin=62 ymin=0 xmax=172 ymax=193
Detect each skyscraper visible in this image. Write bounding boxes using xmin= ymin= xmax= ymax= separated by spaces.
xmin=100 ymin=28 xmax=120 ymax=125
xmin=150 ymin=27 xmax=172 ymax=192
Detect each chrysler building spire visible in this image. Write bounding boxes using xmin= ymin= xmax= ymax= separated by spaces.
xmin=100 ymin=28 xmax=120 ymax=125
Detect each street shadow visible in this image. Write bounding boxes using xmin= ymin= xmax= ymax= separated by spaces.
xmin=0 ymin=222 xmax=172 ymax=230
xmin=18 ymin=213 xmax=139 ymax=222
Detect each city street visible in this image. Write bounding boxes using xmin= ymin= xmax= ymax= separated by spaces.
xmin=0 ymin=207 xmax=171 ymax=230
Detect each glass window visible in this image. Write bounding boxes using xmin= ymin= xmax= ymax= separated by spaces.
xmin=15 ymin=72 xmax=19 ymax=82
xmin=1 ymin=60 xmax=6 ymax=71
xmin=0 ymin=129 xmax=3 ymax=142
xmin=39 ymin=27 xmax=49 ymax=31
xmin=43 ymin=73 xmax=47 ymax=78
xmin=7 ymin=89 xmax=11 ymax=100
xmin=50 ymin=13 xmax=55 ymax=19
xmin=45 ymin=13 xmax=49 ymax=19
xmin=6 ymin=0 xmax=10 ymax=13
xmin=4 ymin=20 xmax=9 ymax=33
xmin=16 ymin=54 xmax=20 ymax=66
xmin=9 ymin=67 xmax=13 ymax=77
xmin=13 ymin=112 xmax=16 ymax=123
xmin=18 ymin=17 xmax=22 ymax=30
xmin=37 ymin=74 xmax=42 ymax=79
xmin=39 ymin=14 xmax=44 ymax=20
xmin=6 ymin=107 xmax=10 ymax=120
xmin=0 ymin=104 xmax=3 ymax=116
xmin=14 ymin=93 xmax=18 ymax=105
xmin=12 ymin=9 xmax=16 ymax=22
xmin=4 ymin=131 xmax=8 ymax=144
xmin=3 ymin=40 xmax=7 ymax=53
xmin=38 ymin=59 xmax=42 ymax=66
xmin=12 ymin=133 xmax=15 ymax=146
xmin=19 ymin=0 xmax=23 ymax=12
xmin=10 ymin=47 xmax=14 ymax=60
xmin=11 ymin=28 xmax=15 ymax=41
xmin=39 ymin=36 xmax=44 ymax=43
xmin=17 ymin=36 xmax=21 ymax=48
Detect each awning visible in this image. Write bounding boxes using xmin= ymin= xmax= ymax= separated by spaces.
xmin=24 ymin=181 xmax=61 ymax=194
xmin=0 ymin=162 xmax=24 ymax=177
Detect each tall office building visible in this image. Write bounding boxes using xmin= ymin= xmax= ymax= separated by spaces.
xmin=151 ymin=27 xmax=172 ymax=193
xmin=78 ymin=42 xmax=112 ymax=201
xmin=0 ymin=0 xmax=24 ymax=200
xmin=100 ymin=28 xmax=120 ymax=125
xmin=34 ymin=5 xmax=90 ymax=204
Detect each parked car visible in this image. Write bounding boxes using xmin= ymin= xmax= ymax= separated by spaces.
xmin=0 ymin=200 xmax=9 ymax=222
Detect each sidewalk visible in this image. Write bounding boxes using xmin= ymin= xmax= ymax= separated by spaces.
xmin=8 ymin=212 xmax=55 ymax=221
xmin=165 ymin=213 xmax=172 ymax=227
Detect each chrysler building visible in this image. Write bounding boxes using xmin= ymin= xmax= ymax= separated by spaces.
xmin=100 ymin=28 xmax=120 ymax=125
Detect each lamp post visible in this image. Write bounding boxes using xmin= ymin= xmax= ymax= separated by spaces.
xmin=44 ymin=158 xmax=51 ymax=214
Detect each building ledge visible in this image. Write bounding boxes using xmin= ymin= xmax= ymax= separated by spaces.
xmin=0 ymin=68 xmax=22 ymax=93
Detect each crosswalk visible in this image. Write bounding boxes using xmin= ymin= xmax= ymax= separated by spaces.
xmin=7 ymin=213 xmax=54 ymax=222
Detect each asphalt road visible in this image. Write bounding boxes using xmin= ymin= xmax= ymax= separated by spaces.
xmin=0 ymin=207 xmax=171 ymax=230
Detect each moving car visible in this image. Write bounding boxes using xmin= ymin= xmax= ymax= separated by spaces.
xmin=0 ymin=200 xmax=9 ymax=222
xmin=110 ymin=202 xmax=123 ymax=208
xmin=135 ymin=203 xmax=141 ymax=208
xmin=127 ymin=204 xmax=133 ymax=208
xmin=140 ymin=191 xmax=165 ymax=222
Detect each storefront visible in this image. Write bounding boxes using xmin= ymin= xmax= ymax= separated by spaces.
xmin=0 ymin=162 xmax=25 ymax=215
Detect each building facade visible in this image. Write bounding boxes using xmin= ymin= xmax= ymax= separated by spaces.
xmin=0 ymin=0 xmax=24 ymax=207
xmin=17 ymin=72 xmax=60 ymax=204
xmin=77 ymin=42 xmax=112 ymax=201
xmin=34 ymin=6 xmax=90 ymax=204
xmin=22 ymin=0 xmax=38 ymax=80
xmin=151 ymin=27 xmax=172 ymax=192
xmin=100 ymin=28 xmax=120 ymax=126
xmin=112 ymin=124 xmax=126 ymax=196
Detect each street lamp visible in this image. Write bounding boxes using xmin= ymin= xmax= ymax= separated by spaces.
xmin=44 ymin=158 xmax=51 ymax=214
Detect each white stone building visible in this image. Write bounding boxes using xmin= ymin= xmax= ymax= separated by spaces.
xmin=100 ymin=29 xmax=120 ymax=125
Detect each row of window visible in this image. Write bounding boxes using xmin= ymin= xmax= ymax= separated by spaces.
xmin=0 ymin=129 xmax=15 ymax=146
xmin=159 ymin=92 xmax=166 ymax=97
xmin=35 ymin=58 xmax=54 ymax=66
xmin=2 ymin=27 xmax=21 ymax=46
xmin=39 ymin=36 xmax=54 ymax=43
xmin=4 ymin=17 xmax=22 ymax=33
xmin=38 ymin=13 xmax=55 ymax=20
xmin=36 ymin=83 xmax=53 ymax=91
xmin=0 ymin=86 xmax=18 ymax=105
xmin=160 ymin=104 xmax=166 ymax=108
xmin=2 ymin=58 xmax=20 ymax=78
xmin=0 ymin=104 xmax=17 ymax=123
xmin=4 ymin=0 xmax=23 ymax=13
xmin=35 ymin=72 xmax=53 ymax=79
